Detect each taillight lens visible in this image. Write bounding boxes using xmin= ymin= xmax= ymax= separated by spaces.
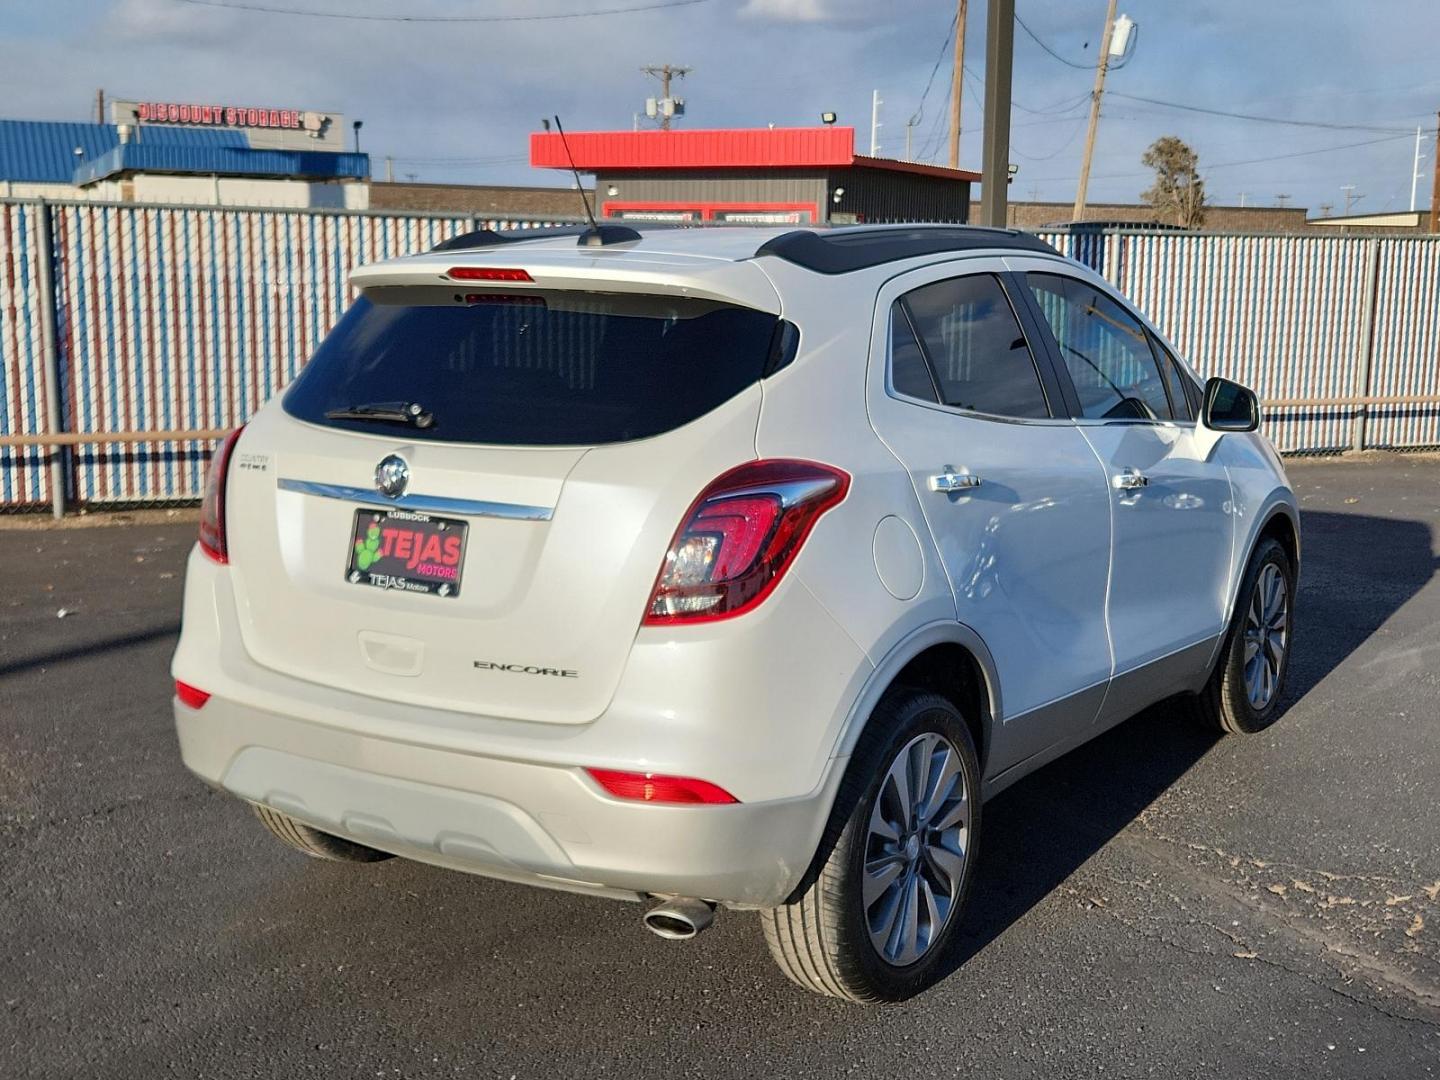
xmin=199 ymin=426 xmax=245 ymax=564
xmin=586 ymin=768 xmax=738 ymax=805
xmin=175 ymin=680 xmax=211 ymax=709
xmin=643 ymin=459 xmax=850 ymax=625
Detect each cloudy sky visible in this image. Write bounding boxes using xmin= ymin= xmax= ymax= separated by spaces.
xmin=4 ymin=0 xmax=1438 ymax=213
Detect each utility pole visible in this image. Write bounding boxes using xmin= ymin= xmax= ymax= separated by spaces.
xmin=870 ymin=90 xmax=883 ymax=156
xmin=978 ymin=0 xmax=1014 ymax=227
xmin=1341 ymin=184 xmax=1363 ymax=215
xmin=1430 ymin=111 xmax=1440 ymax=234
xmin=947 ymin=0 xmax=968 ymax=169
xmin=641 ymin=64 xmax=691 ymax=130
xmin=1275 ymin=194 xmax=1291 ymax=209
xmin=384 ymin=156 xmax=394 ymax=183
xmin=1073 ymin=0 xmax=1119 ymax=221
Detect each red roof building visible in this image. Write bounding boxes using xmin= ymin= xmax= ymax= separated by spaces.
xmin=530 ymin=126 xmax=979 ymax=226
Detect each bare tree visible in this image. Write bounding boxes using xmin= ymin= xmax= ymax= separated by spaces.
xmin=1141 ymin=136 xmax=1207 ymax=228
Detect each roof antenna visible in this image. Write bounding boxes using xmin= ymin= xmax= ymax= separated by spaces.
xmin=552 ymin=114 xmax=640 ymax=248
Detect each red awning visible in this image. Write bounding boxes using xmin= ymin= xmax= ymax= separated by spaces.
xmin=530 ymin=126 xmax=978 ymax=181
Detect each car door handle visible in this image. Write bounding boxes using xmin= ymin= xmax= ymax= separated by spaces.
xmin=928 ymin=470 xmax=981 ymax=493
xmin=1112 ymin=468 xmax=1149 ymax=492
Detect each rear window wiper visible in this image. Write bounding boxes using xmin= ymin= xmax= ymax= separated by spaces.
xmin=324 ymin=401 xmax=435 ymax=429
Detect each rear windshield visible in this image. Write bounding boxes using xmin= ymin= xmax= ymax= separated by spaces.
xmin=283 ymin=290 xmax=783 ymax=446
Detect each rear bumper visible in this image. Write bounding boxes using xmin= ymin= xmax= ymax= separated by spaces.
xmin=176 ymin=694 xmax=842 ymax=906
xmin=171 ymin=545 xmax=863 ymax=907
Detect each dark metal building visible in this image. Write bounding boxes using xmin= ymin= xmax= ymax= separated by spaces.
xmin=529 ymin=127 xmax=977 ymax=226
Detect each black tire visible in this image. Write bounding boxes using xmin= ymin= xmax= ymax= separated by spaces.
xmin=759 ymin=688 xmax=981 ymax=1003
xmin=252 ymin=804 xmax=394 ymax=863
xmin=1189 ymin=536 xmax=1295 ymax=735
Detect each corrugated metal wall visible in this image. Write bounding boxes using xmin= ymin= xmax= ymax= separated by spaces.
xmin=48 ymin=204 xmax=473 ymax=504
xmin=0 ymin=201 xmax=50 ymax=505
xmin=1368 ymin=238 xmax=1440 ymax=448
xmin=1037 ymin=230 xmax=1440 ymax=453
xmin=597 ymin=171 xmax=828 ymax=218
xmin=839 ymin=167 xmax=970 ymax=225
xmin=2 ymin=204 xmax=1438 ymax=510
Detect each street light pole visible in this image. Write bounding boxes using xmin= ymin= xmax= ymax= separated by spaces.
xmin=1411 ymin=124 xmax=1425 ymax=213
xmin=1073 ymin=0 xmax=1119 ymax=221
xmin=978 ymin=0 xmax=1014 ymax=227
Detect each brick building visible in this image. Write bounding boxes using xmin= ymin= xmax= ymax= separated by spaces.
xmin=369 ymin=181 xmax=588 ymax=220
xmin=988 ymin=200 xmax=1312 ymax=233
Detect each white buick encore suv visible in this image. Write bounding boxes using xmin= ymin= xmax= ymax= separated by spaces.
xmin=172 ymin=224 xmax=1299 ymax=1002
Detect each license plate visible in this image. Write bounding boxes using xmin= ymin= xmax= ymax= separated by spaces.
xmin=345 ymin=508 xmax=467 ymax=598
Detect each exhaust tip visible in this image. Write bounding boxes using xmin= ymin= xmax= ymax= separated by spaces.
xmin=643 ymin=898 xmax=716 ymax=941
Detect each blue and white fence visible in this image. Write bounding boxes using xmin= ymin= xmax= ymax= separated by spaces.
xmin=2 ymin=200 xmax=1438 ymax=510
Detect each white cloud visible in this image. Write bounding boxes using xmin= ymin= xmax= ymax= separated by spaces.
xmin=739 ymin=0 xmax=828 ymax=23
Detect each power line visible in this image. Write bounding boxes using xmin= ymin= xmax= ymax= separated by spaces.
xmin=1107 ymin=92 xmax=1413 ymax=135
xmin=1010 ymin=117 xmax=1087 ymax=161
xmin=388 ymin=155 xmax=531 ymax=165
xmin=1204 ymin=132 xmax=1412 ymax=172
xmin=1025 ymin=132 xmax=1413 ymax=184
xmin=909 ymin=13 xmax=958 ymax=127
xmin=1013 ymin=10 xmax=1091 ymax=70
xmin=176 ymin=0 xmax=707 ymax=22
xmin=917 ymin=80 xmax=953 ymax=161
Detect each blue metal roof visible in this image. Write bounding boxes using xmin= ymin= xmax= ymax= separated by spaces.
xmin=0 ymin=120 xmax=246 ymax=183
xmin=72 ymin=143 xmax=370 ymax=184
xmin=0 ymin=119 xmax=367 ymax=185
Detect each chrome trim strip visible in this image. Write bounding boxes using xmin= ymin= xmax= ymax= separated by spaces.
xmin=276 ymin=478 xmax=553 ymax=521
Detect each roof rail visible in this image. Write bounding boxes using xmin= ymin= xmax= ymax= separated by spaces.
xmin=753 ymin=225 xmax=1059 ymax=274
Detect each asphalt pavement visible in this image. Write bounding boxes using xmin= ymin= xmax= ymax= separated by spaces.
xmin=2 ymin=455 xmax=1438 ymax=1079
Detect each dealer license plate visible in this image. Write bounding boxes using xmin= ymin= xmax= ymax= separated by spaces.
xmin=345 ymin=508 xmax=467 ymax=598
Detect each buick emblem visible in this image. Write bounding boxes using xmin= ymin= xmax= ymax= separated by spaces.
xmin=375 ymin=454 xmax=409 ymax=499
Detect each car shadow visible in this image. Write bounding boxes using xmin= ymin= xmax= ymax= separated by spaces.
xmin=938 ymin=508 xmax=1439 ymax=977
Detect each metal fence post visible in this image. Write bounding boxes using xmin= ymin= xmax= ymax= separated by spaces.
xmin=34 ymin=200 xmax=68 ymax=518
xmin=1351 ymin=237 xmax=1383 ymax=452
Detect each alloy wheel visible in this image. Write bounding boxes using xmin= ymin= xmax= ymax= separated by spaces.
xmin=1242 ymin=562 xmax=1289 ymax=710
xmin=862 ymin=732 xmax=970 ymax=967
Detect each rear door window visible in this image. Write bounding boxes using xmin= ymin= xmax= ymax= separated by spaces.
xmin=895 ymin=274 xmax=1051 ymax=419
xmin=284 ymin=292 xmax=783 ymax=446
xmin=889 ymin=303 xmax=940 ymax=403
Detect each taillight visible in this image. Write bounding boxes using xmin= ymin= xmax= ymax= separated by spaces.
xmin=175 ymin=680 xmax=210 ymax=709
xmin=586 ymin=768 xmax=738 ymax=805
xmin=198 ymin=426 xmax=244 ymax=564
xmin=643 ymin=459 xmax=850 ymax=625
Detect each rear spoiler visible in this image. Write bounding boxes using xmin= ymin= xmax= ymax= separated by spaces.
xmin=350 ymin=252 xmax=783 ymax=314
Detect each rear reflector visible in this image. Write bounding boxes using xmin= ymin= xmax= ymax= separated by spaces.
xmin=175 ymin=680 xmax=211 ymax=709
xmin=448 ymin=266 xmax=533 ymax=282
xmin=586 ymin=768 xmax=738 ymax=805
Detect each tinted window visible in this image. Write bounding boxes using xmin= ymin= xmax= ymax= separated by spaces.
xmin=1151 ymin=337 xmax=1194 ymax=421
xmin=889 ymin=303 xmax=939 ymax=402
xmin=898 ymin=275 xmax=1050 ymax=419
xmin=1027 ymin=274 xmax=1174 ymax=421
xmin=284 ymin=293 xmax=781 ymax=446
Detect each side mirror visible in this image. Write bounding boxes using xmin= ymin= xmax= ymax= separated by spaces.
xmin=1202 ymin=377 xmax=1260 ymax=433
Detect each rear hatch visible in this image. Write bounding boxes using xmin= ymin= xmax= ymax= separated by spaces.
xmin=224 ymin=250 xmax=783 ymax=724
